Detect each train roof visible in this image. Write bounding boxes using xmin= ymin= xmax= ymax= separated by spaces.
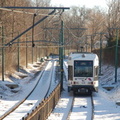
xmin=68 ymin=52 xmax=98 ymax=61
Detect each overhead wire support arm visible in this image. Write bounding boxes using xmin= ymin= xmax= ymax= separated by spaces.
xmin=5 ymin=9 xmax=56 ymax=46
xmin=0 ymin=7 xmax=59 ymax=16
xmin=0 ymin=7 xmax=34 ymax=15
xmin=3 ymin=6 xmax=70 ymax=10
xmin=13 ymin=40 xmax=59 ymax=44
xmin=3 ymin=7 xmax=70 ymax=46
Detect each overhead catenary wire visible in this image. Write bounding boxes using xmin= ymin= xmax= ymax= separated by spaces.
xmin=103 ymin=45 xmax=116 ymax=49
xmin=0 ymin=30 xmax=44 ymax=43
xmin=62 ymin=23 xmax=86 ymax=45
xmin=0 ymin=7 xmax=63 ymax=42
xmin=12 ymin=40 xmax=59 ymax=44
xmin=60 ymin=10 xmax=108 ymax=46
xmin=0 ymin=45 xmax=65 ymax=48
xmin=4 ymin=9 xmax=56 ymax=46
xmin=46 ymin=30 xmax=59 ymax=42
xmin=0 ymin=7 xmax=66 ymax=44
xmin=61 ymin=16 xmax=87 ymax=38
xmin=2 ymin=8 xmax=74 ymax=47
xmin=0 ymin=16 xmax=61 ymax=44
xmin=19 ymin=11 xmax=62 ymax=42
xmin=24 ymin=10 xmax=63 ymax=44
xmin=61 ymin=17 xmax=87 ymax=42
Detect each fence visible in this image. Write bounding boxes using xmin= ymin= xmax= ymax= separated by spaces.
xmin=22 ymin=83 xmax=61 ymax=120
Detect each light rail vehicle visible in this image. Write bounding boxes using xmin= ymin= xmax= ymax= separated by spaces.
xmin=67 ymin=52 xmax=99 ymax=94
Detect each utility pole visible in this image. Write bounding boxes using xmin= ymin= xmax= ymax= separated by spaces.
xmin=2 ymin=26 xmax=5 ymax=81
xmin=91 ymin=35 xmax=93 ymax=52
xmin=109 ymin=28 xmax=120 ymax=83
xmin=99 ymin=33 xmax=102 ymax=75
xmin=26 ymin=34 xmax=28 ymax=68
xmin=94 ymin=32 xmax=107 ymax=75
xmin=85 ymin=34 xmax=95 ymax=52
xmin=17 ymin=35 xmax=20 ymax=72
xmin=115 ymin=29 xmax=119 ymax=82
xmin=60 ymin=20 xmax=64 ymax=91
xmin=85 ymin=35 xmax=88 ymax=52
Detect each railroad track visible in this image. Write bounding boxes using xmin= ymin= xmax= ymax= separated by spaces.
xmin=0 ymin=60 xmax=57 ymax=120
xmin=44 ymin=59 xmax=58 ymax=98
xmin=0 ymin=63 xmax=46 ymax=120
xmin=48 ymin=60 xmax=95 ymax=120
xmin=67 ymin=94 xmax=94 ymax=120
xmin=63 ymin=59 xmax=95 ymax=120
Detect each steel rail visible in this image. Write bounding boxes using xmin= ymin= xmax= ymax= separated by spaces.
xmin=66 ymin=95 xmax=74 ymax=120
xmin=67 ymin=95 xmax=94 ymax=120
xmin=44 ymin=59 xmax=63 ymax=98
xmin=44 ymin=60 xmax=56 ymax=98
xmin=22 ymin=59 xmax=59 ymax=119
xmin=1 ymin=60 xmax=58 ymax=120
xmin=90 ymin=94 xmax=94 ymax=120
xmin=62 ymin=61 xmax=74 ymax=120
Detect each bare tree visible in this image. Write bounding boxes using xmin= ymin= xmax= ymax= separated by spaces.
xmin=106 ymin=0 xmax=120 ymax=46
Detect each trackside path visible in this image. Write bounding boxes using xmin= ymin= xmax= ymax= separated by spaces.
xmin=47 ymin=81 xmax=74 ymax=120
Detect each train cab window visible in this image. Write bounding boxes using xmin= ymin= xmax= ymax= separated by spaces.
xmin=68 ymin=66 xmax=73 ymax=80
xmin=74 ymin=61 xmax=93 ymax=77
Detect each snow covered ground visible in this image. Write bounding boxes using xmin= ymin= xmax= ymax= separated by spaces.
xmin=0 ymin=58 xmax=120 ymax=120
xmin=0 ymin=60 xmax=48 ymax=119
xmin=48 ymin=64 xmax=120 ymax=120
xmin=3 ymin=60 xmax=57 ymax=120
xmin=0 ymin=59 xmax=58 ymax=120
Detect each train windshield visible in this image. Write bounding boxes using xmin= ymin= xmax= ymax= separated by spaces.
xmin=74 ymin=60 xmax=93 ymax=77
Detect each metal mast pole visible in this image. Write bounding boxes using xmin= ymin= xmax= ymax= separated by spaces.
xmin=2 ymin=26 xmax=5 ymax=81
xmin=60 ymin=20 xmax=64 ymax=91
xmin=99 ymin=33 xmax=103 ymax=75
xmin=115 ymin=29 xmax=119 ymax=82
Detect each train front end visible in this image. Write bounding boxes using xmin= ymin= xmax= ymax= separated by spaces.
xmin=68 ymin=52 xmax=99 ymax=94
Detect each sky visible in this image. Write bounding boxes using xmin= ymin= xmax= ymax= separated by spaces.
xmin=50 ymin=0 xmax=108 ymax=9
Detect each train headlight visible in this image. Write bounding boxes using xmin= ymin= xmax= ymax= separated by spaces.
xmin=73 ymin=81 xmax=79 ymax=85
xmin=91 ymin=82 xmax=93 ymax=84
xmin=88 ymin=82 xmax=93 ymax=85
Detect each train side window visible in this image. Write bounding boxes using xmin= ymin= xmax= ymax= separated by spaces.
xmin=68 ymin=66 xmax=73 ymax=80
xmin=95 ymin=67 xmax=98 ymax=76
